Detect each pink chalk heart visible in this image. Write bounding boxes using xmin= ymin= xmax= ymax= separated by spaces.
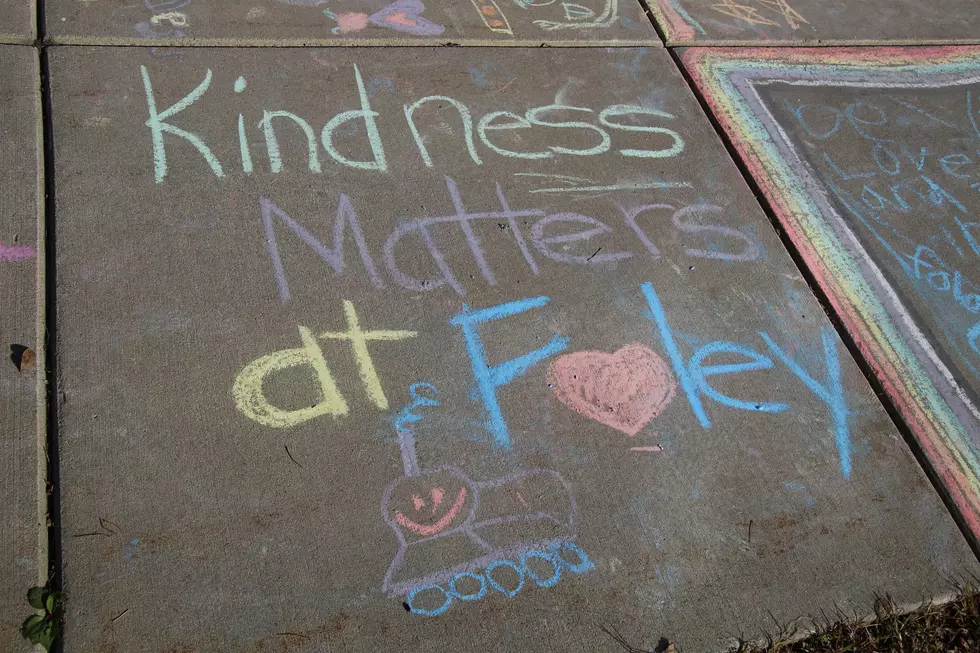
xmin=550 ymin=343 xmax=676 ymax=436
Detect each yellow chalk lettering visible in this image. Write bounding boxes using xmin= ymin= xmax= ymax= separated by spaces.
xmin=233 ymin=325 xmax=348 ymax=428
xmin=320 ymin=300 xmax=417 ymax=410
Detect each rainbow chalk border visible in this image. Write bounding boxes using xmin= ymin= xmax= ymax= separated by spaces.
xmin=682 ymin=46 xmax=980 ymax=542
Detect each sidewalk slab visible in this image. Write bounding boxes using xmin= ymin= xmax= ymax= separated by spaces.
xmin=44 ymin=0 xmax=658 ymax=46
xmin=50 ymin=45 xmax=976 ymax=653
xmin=682 ymin=46 xmax=980 ymax=548
xmin=0 ymin=0 xmax=34 ymax=44
xmin=0 ymin=44 xmax=44 ymax=652
xmin=647 ymin=0 xmax=980 ymax=45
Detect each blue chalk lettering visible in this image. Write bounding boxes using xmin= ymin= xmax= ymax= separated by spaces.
xmin=450 ymin=297 xmax=568 ymax=449
xmin=969 ymin=321 xmax=980 ymax=356
xmin=689 ymin=342 xmax=790 ymax=415
xmin=640 ymin=282 xmax=709 ymax=427
xmin=760 ymin=328 xmax=852 ymax=480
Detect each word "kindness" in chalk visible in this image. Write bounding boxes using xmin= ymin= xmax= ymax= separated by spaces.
xmin=140 ymin=65 xmax=686 ymax=184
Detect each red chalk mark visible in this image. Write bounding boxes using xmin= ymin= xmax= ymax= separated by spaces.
xmin=496 ymin=79 xmax=516 ymax=93
xmin=0 ymin=242 xmax=35 ymax=262
xmin=394 ymin=487 xmax=467 ymax=536
xmin=430 ymin=487 xmax=445 ymax=510
xmin=630 ymin=445 xmax=665 ymax=453
xmin=550 ymin=343 xmax=677 ymax=436
xmin=336 ymin=12 xmax=369 ymax=33
xmin=383 ymin=11 xmax=417 ymax=26
xmin=514 ymin=491 xmax=529 ymax=508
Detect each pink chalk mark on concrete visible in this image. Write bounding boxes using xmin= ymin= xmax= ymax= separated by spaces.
xmin=550 ymin=343 xmax=677 ymax=437
xmin=0 ymin=242 xmax=35 ymax=262
xmin=336 ymin=12 xmax=369 ymax=33
xmin=394 ymin=487 xmax=468 ymax=536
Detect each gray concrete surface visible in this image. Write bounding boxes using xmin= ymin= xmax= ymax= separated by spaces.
xmin=0 ymin=0 xmax=34 ymax=44
xmin=647 ymin=0 xmax=980 ymax=45
xmin=44 ymin=0 xmax=658 ymax=46
xmin=0 ymin=44 xmax=44 ymax=653
xmin=50 ymin=45 xmax=977 ymax=653
xmin=680 ymin=46 xmax=980 ymax=551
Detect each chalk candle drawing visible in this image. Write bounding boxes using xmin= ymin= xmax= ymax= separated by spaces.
xmin=549 ymin=343 xmax=677 ymax=436
xmin=680 ymin=47 xmax=980 ymax=536
xmin=710 ymin=0 xmax=809 ymax=30
xmin=383 ymin=383 xmax=594 ymax=616
xmin=322 ymin=0 xmax=445 ymax=36
xmin=470 ymin=0 xmax=513 ymax=35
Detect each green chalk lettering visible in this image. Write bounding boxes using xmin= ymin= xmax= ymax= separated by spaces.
xmin=259 ymin=111 xmax=322 ymax=174
xmin=321 ymin=64 xmax=387 ymax=172
xmin=525 ymin=105 xmax=611 ymax=157
xmin=140 ymin=65 xmax=224 ymax=184
xmin=599 ymin=105 xmax=685 ymax=159
xmin=403 ymin=95 xmax=482 ymax=168
xmin=238 ymin=114 xmax=253 ymax=174
xmin=477 ymin=111 xmax=551 ymax=160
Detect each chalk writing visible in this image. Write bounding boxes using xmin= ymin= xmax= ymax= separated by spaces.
xmin=641 ymin=282 xmax=852 ymax=478
xmin=139 ymin=65 xmax=686 ymax=183
xmin=450 ymin=297 xmax=569 ymax=449
xmin=549 ymin=343 xmax=677 ymax=436
xmin=261 ymin=179 xmax=761 ymax=302
xmin=232 ymin=300 xmax=416 ymax=427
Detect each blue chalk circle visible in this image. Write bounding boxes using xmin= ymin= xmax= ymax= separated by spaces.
xmin=520 ymin=550 xmax=562 ymax=588
xmin=406 ymin=584 xmax=453 ymax=616
xmin=485 ymin=558 xmax=525 ymax=598
xmin=550 ymin=541 xmax=595 ymax=574
xmin=449 ymin=572 xmax=487 ymax=601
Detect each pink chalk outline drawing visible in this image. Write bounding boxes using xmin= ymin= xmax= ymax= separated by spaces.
xmin=382 ymin=383 xmax=594 ymax=616
xmin=549 ymin=343 xmax=677 ymax=436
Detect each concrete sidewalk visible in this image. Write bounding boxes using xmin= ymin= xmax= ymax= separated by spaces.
xmin=3 ymin=1 xmax=980 ymax=652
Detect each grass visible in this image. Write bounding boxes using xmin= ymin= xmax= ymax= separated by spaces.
xmin=734 ymin=583 xmax=980 ymax=653
xmin=603 ymin=581 xmax=980 ymax=653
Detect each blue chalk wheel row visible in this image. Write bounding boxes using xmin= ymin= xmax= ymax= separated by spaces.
xmin=405 ymin=541 xmax=594 ymax=616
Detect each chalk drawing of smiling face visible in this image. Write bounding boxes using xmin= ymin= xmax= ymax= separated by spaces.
xmin=384 ymin=468 xmax=476 ymax=540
